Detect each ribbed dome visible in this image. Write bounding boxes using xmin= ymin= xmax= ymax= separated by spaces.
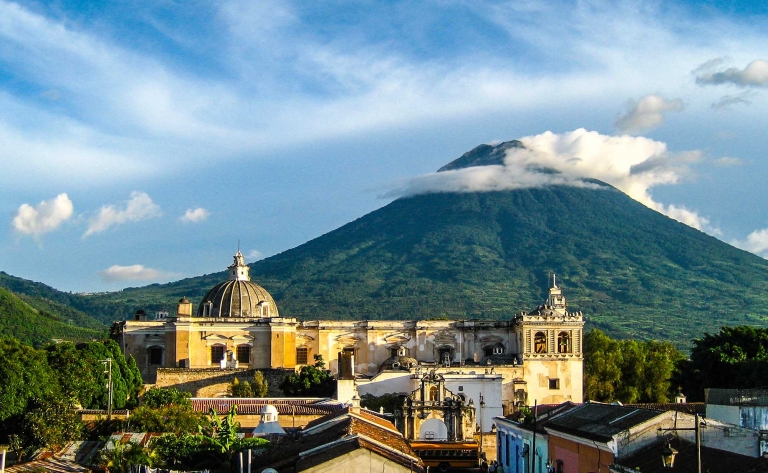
xmin=196 ymin=251 xmax=279 ymax=318
xmin=196 ymin=279 xmax=279 ymax=318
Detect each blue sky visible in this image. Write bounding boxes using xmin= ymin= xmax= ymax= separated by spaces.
xmin=1 ymin=0 xmax=767 ymax=292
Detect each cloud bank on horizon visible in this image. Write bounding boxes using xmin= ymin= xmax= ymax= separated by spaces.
xmin=387 ymin=129 xmax=716 ymax=233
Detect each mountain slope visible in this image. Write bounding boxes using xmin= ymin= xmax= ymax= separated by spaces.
xmin=78 ymin=181 xmax=768 ymax=345
xmin=0 ymin=286 xmax=105 ymax=346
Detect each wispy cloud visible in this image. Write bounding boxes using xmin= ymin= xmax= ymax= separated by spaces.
xmin=85 ymin=192 xmax=161 ymax=236
xmin=695 ymin=59 xmax=768 ymax=87
xmin=246 ymin=249 xmax=263 ymax=261
xmin=711 ymin=91 xmax=754 ymax=109
xmin=99 ymin=264 xmax=176 ymax=282
xmin=11 ymin=193 xmax=73 ymax=237
xmin=1 ymin=0 xmax=766 ymax=192
xmin=180 ymin=207 xmax=210 ymax=223
xmin=385 ymin=129 xmax=717 ymax=233
xmin=615 ymin=95 xmax=684 ymax=135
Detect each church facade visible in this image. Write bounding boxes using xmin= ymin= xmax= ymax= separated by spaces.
xmin=112 ymin=252 xmax=584 ymax=408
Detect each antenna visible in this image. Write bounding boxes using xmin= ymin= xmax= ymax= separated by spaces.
xmin=237 ymin=239 xmax=240 ymax=252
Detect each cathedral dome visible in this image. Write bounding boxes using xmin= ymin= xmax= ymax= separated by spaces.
xmin=196 ymin=251 xmax=279 ymax=318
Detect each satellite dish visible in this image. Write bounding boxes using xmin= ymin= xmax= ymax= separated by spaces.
xmin=262 ymin=469 xmax=278 ymax=473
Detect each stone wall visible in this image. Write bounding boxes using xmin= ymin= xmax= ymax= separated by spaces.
xmin=153 ymin=368 xmax=292 ymax=397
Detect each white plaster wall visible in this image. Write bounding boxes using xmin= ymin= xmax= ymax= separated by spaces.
xmin=356 ymin=372 xmax=418 ymax=397
xmin=443 ymin=374 xmax=503 ymax=432
xmin=301 ymin=447 xmax=417 ymax=473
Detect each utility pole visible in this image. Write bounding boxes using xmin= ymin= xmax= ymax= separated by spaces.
xmin=101 ymin=358 xmax=113 ymax=421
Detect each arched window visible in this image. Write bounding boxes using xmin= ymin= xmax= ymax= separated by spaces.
xmin=262 ymin=304 xmax=269 ymax=317
xmin=534 ymin=332 xmax=547 ymax=354
xmin=236 ymin=345 xmax=251 ymax=364
xmin=429 ymin=386 xmax=439 ymax=402
xmin=148 ymin=346 xmax=163 ymax=366
xmin=211 ymin=345 xmax=225 ymax=364
xmin=557 ymin=332 xmax=572 ymax=353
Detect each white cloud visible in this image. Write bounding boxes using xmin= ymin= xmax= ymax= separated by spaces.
xmin=615 ymin=95 xmax=684 ymax=134
xmin=386 ymin=129 xmax=718 ymax=233
xmin=84 ymin=191 xmax=161 ymax=236
xmin=12 ymin=193 xmax=73 ymax=237
xmin=180 ymin=207 xmax=210 ymax=223
xmin=732 ymin=229 xmax=768 ymax=257
xmin=99 ymin=264 xmax=175 ymax=282
xmin=246 ymin=249 xmax=263 ymax=260
xmin=695 ymin=59 xmax=768 ymax=87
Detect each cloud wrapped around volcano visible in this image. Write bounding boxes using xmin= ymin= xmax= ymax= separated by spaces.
xmin=387 ymin=129 xmax=715 ymax=233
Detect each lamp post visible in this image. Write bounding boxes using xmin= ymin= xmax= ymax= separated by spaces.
xmin=1 ymin=444 xmax=8 ymax=473
xmin=658 ymin=413 xmax=703 ymax=473
xmin=479 ymin=395 xmax=486 ymax=462
xmin=101 ymin=358 xmax=113 ymax=421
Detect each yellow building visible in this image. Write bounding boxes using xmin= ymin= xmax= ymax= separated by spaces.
xmin=112 ymin=251 xmax=584 ymax=407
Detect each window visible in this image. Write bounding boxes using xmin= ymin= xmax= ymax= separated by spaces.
xmin=484 ymin=347 xmax=494 ymax=357
xmin=534 ymin=332 xmax=547 ymax=353
xmin=237 ymin=345 xmax=251 ymax=364
xmin=211 ymin=345 xmax=225 ymax=364
xmin=557 ymin=332 xmax=572 ymax=353
xmin=391 ymin=348 xmax=399 ymax=358
xmin=458 ymin=385 xmax=464 ymax=392
xmin=148 ymin=346 xmax=163 ymax=366
xmin=261 ymin=305 xmax=269 ymax=317
xmin=296 ymin=347 xmax=309 ymax=365
xmin=429 ymin=386 xmax=439 ymax=401
xmin=438 ymin=347 xmax=453 ymax=365
xmin=549 ymin=378 xmax=560 ymax=390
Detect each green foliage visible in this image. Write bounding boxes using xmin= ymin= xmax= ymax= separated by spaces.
xmin=128 ymin=404 xmax=206 ymax=434
xmin=674 ymin=326 xmax=768 ymax=401
xmin=98 ymin=440 xmax=152 ymax=473
xmin=360 ymin=393 xmax=405 ymax=413
xmin=141 ymin=387 xmax=192 ymax=408
xmin=46 ymin=340 xmax=143 ymax=409
xmin=20 ymin=395 xmax=84 ymax=452
xmin=584 ymin=329 xmax=684 ymax=403
xmin=0 ymin=286 xmax=103 ymax=347
xmin=229 ymin=377 xmax=254 ymax=397
xmin=252 ymin=371 xmax=269 ymax=397
xmin=0 ymin=337 xmax=60 ymax=423
xmin=279 ymin=355 xmax=335 ymax=397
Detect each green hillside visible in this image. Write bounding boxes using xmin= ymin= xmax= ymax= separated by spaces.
xmin=0 ymin=286 xmax=105 ymax=346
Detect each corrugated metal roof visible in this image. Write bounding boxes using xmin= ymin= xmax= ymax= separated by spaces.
xmin=545 ymin=402 xmax=663 ymax=442
xmin=191 ymin=398 xmax=346 ymax=416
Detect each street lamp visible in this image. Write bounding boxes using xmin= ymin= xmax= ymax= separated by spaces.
xmin=479 ymin=395 xmax=486 ymax=461
xmin=661 ymin=443 xmax=678 ymax=469
xmin=100 ymin=358 xmax=113 ymax=421
xmin=658 ymin=413 xmax=704 ymax=473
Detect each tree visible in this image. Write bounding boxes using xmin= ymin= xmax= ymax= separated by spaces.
xmin=21 ymin=395 xmax=84 ymax=452
xmin=0 ymin=338 xmax=60 ymax=422
xmin=142 ymin=387 xmax=192 ymax=408
xmin=229 ymin=377 xmax=253 ymax=397
xmin=252 ymin=371 xmax=269 ymax=397
xmin=279 ymin=355 xmax=335 ymax=397
xmin=584 ymin=329 xmax=683 ymax=403
xmin=99 ymin=440 xmax=151 ymax=473
xmin=674 ymin=326 xmax=768 ymax=401
xmin=46 ymin=339 xmax=143 ymax=410
xmin=128 ymin=405 xmax=207 ymax=434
